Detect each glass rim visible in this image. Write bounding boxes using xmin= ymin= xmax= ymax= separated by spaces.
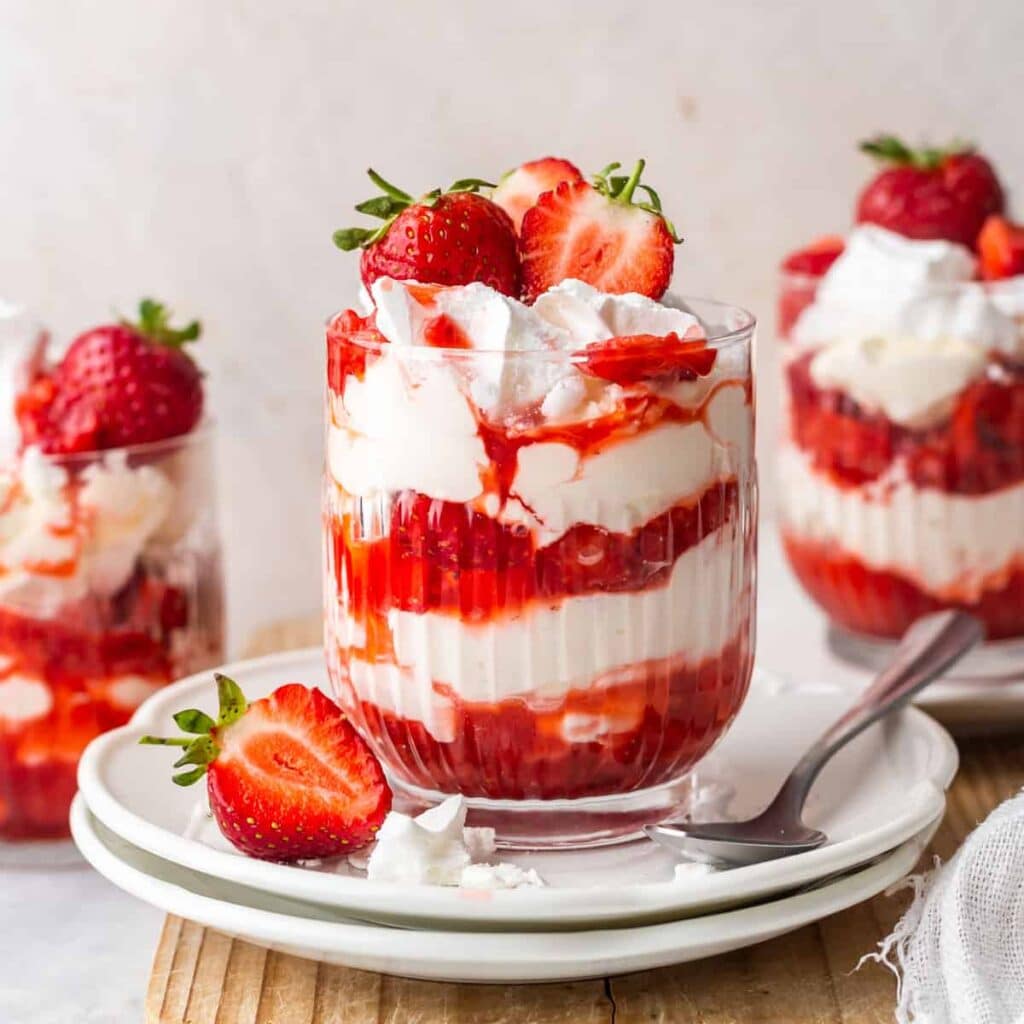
xmin=328 ymin=292 xmax=756 ymax=359
xmin=25 ymin=419 xmax=215 ymax=468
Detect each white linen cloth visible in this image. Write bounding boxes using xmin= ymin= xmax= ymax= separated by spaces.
xmin=865 ymin=789 xmax=1024 ymax=1024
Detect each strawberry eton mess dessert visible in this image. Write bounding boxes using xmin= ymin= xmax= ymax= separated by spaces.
xmin=779 ymin=136 xmax=1024 ymax=643
xmin=0 ymin=299 xmax=223 ymax=844
xmin=324 ymin=157 xmax=757 ymax=843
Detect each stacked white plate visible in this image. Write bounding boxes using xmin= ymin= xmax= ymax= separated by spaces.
xmin=73 ymin=649 xmax=957 ymax=983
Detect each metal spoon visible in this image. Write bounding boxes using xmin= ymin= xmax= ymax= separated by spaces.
xmin=645 ymin=610 xmax=982 ymax=866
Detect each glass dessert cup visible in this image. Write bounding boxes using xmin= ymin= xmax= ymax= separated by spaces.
xmin=0 ymin=427 xmax=225 ymax=863
xmin=323 ymin=297 xmax=757 ymax=847
xmin=777 ymin=270 xmax=1024 ymax=680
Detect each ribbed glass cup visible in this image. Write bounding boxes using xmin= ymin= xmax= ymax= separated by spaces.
xmin=324 ymin=298 xmax=757 ymax=846
xmin=0 ymin=427 xmax=224 ymax=855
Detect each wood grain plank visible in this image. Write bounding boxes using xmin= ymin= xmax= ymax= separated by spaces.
xmin=252 ymin=949 xmax=320 ymax=1023
xmin=154 ymin=918 xmax=207 ymax=1023
xmin=182 ymin=929 xmax=235 ymax=1024
xmin=311 ymin=964 xmax=383 ymax=1024
xmin=611 ymin=921 xmax=842 ymax=1023
xmin=212 ymin=939 xmax=268 ymax=1024
xmin=147 ymin=915 xmax=185 ymax=1023
xmin=377 ymin=977 xmax=612 ymax=1024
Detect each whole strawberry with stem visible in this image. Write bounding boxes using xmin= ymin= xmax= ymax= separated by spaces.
xmin=855 ymin=134 xmax=1004 ymax=248
xmin=141 ymin=674 xmax=391 ymax=862
xmin=334 ymin=170 xmax=521 ymax=296
xmin=518 ymin=158 xmax=682 ymax=302
xmin=17 ymin=298 xmax=204 ymax=454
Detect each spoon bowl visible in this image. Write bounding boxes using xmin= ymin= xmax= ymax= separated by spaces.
xmin=645 ymin=610 xmax=982 ymax=867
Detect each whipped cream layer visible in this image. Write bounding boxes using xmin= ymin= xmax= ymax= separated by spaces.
xmin=0 ymin=672 xmax=53 ymax=724
xmin=791 ymin=225 xmax=1023 ymax=428
xmin=778 ymin=443 xmax=1024 ymax=598
xmin=329 ymin=279 xmax=751 ymax=544
xmin=0 ymin=447 xmax=173 ymax=614
xmin=336 ymin=525 xmax=749 ymax=742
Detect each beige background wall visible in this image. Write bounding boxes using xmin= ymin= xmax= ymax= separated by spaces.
xmin=2 ymin=0 xmax=1022 ymax=647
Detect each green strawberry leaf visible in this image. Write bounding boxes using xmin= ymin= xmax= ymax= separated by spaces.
xmin=129 ymin=298 xmax=201 ymax=349
xmin=173 ymin=735 xmax=219 ymax=769
xmin=172 ymin=766 xmax=208 ymax=787
xmin=173 ymin=709 xmax=215 ymax=735
xmin=215 ymin=673 xmax=247 ymax=727
xmin=448 ymin=177 xmax=497 ymax=194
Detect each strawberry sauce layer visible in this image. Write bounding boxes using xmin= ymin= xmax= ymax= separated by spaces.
xmin=783 ymin=532 xmax=1024 ymax=640
xmin=0 ymin=576 xmax=187 ymax=840
xmin=348 ymin=635 xmax=752 ymax=801
xmin=330 ymin=481 xmax=738 ymax=622
xmin=786 ymin=350 xmax=1024 ymax=494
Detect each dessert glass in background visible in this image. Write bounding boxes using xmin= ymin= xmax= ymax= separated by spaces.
xmin=324 ymin=278 xmax=757 ymax=847
xmin=778 ymin=136 xmax=1024 ymax=677
xmin=0 ymin=301 xmax=224 ymax=863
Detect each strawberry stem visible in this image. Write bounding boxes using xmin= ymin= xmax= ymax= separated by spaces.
xmin=591 ymin=158 xmax=683 ymax=245
xmin=859 ymin=134 xmax=973 ymax=171
xmin=139 ymin=672 xmax=248 ymax=787
xmin=128 ymin=298 xmax=201 ymax=349
xmin=616 ymin=159 xmax=646 ymax=206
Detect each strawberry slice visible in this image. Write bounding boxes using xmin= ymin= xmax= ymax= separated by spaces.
xmin=580 ymin=332 xmax=716 ymax=386
xmin=491 ymin=157 xmax=584 ymax=234
xmin=141 ymin=675 xmax=391 ymax=861
xmin=781 ymin=236 xmax=845 ymax=276
xmin=977 ymin=215 xmax=1024 ymax=281
xmin=519 ymin=159 xmax=681 ymax=302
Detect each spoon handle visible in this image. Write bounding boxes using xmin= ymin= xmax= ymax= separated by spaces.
xmin=767 ymin=610 xmax=982 ymax=822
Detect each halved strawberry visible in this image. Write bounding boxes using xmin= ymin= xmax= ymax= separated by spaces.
xmin=141 ymin=675 xmax=391 ymax=861
xmin=977 ymin=215 xmax=1024 ymax=281
xmin=580 ymin=332 xmax=715 ymax=386
xmin=781 ymin=236 xmax=845 ymax=276
xmin=519 ymin=159 xmax=681 ymax=302
xmin=490 ymin=157 xmax=584 ymax=234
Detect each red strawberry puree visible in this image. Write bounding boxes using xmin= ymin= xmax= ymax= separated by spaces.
xmin=779 ymin=224 xmax=1024 ymax=641
xmin=323 ymin=278 xmax=756 ymax=805
xmin=0 ymin=446 xmax=223 ymax=841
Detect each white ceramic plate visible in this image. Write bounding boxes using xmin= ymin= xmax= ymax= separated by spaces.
xmin=71 ymin=796 xmax=938 ymax=984
xmin=77 ymin=648 xmax=957 ymax=930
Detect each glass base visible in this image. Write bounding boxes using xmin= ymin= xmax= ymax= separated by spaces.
xmin=828 ymin=623 xmax=1024 ymax=684
xmin=0 ymin=835 xmax=84 ymax=870
xmin=389 ymin=773 xmax=696 ymax=850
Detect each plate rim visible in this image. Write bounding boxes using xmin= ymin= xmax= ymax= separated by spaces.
xmin=71 ymin=795 xmax=938 ymax=983
xmin=77 ymin=646 xmax=957 ymax=928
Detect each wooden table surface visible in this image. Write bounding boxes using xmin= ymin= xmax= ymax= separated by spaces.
xmin=145 ymin=617 xmax=1023 ymax=1024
